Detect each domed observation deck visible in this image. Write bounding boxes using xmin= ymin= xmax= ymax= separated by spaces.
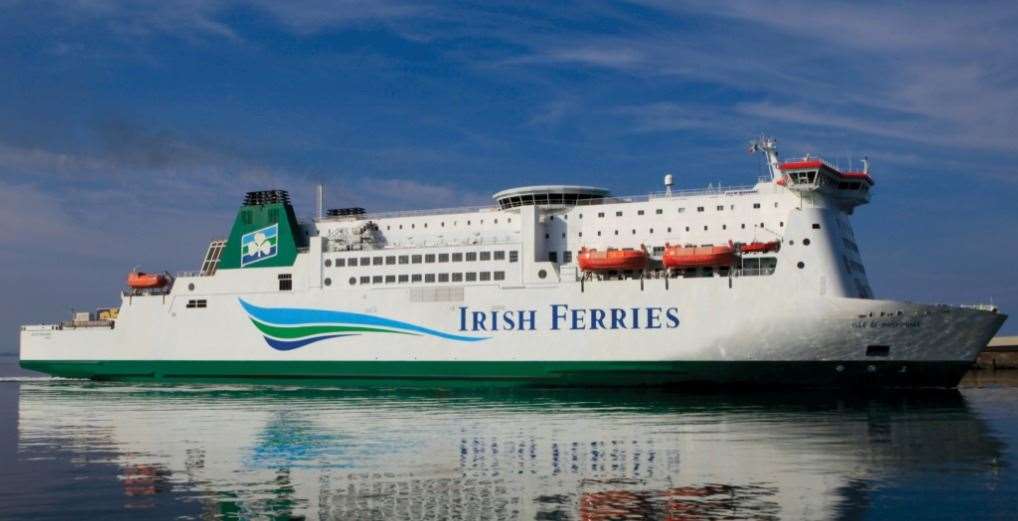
xmin=492 ymin=185 xmax=610 ymax=210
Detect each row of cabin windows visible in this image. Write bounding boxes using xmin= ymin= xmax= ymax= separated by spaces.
xmin=579 ymin=202 xmax=777 ymax=219
xmin=374 ymin=201 xmax=782 ymax=232
xmin=185 ymin=299 xmax=207 ymax=308
xmin=384 ymin=218 xmax=512 ymax=231
xmin=547 ymin=222 xmax=785 ymax=240
xmin=324 ymin=250 xmax=518 ymax=268
xmin=347 ymin=271 xmax=507 ymax=285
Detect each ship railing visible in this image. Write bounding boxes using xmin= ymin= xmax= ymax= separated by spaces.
xmin=49 ymin=320 xmax=115 ymax=330
xmin=320 ymin=183 xmax=763 ymax=221
xmin=321 ymin=204 xmax=500 ymax=221
xmin=176 ymin=271 xmax=203 ymax=278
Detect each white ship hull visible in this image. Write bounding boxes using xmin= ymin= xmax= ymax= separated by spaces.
xmin=19 ymin=142 xmax=1008 ymax=387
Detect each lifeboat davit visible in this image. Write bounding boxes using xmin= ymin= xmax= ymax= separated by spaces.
xmin=578 ymin=247 xmax=648 ymax=271
xmin=127 ymin=271 xmax=169 ymax=289
xmin=662 ymin=244 xmax=735 ymax=269
xmin=739 ymin=240 xmax=780 ymax=254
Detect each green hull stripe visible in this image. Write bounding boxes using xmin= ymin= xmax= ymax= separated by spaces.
xmin=19 ymin=360 xmax=972 ymax=388
xmin=248 ymin=319 xmax=412 ymax=339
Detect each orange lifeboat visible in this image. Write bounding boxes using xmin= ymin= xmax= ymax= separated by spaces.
xmin=127 ymin=271 xmax=169 ymax=289
xmin=739 ymin=240 xmax=780 ymax=254
xmin=662 ymin=244 xmax=735 ymax=269
xmin=578 ymin=247 xmax=648 ymax=271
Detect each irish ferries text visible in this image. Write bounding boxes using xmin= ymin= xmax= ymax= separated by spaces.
xmin=458 ymin=305 xmax=680 ymax=332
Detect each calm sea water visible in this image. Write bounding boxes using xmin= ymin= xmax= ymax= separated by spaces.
xmin=1 ymin=355 xmax=1017 ymax=520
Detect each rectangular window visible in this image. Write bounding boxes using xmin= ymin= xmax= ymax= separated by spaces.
xmin=411 ymin=274 xmax=422 ymax=282
xmin=360 ymin=276 xmax=370 ymax=284
xmin=438 ymin=253 xmax=450 ymax=263
xmin=677 ymin=207 xmax=685 ymax=213
xmin=697 ymin=206 xmax=704 ymax=212
xmin=637 ymin=210 xmax=645 ymax=216
xmin=348 ymin=258 xmax=358 ymax=267
xmin=425 ymin=254 xmax=436 ymax=263
xmin=336 ymin=258 xmax=346 ymax=267
xmin=438 ymin=273 xmax=449 ymax=283
xmin=452 ymin=252 xmax=463 ymax=262
xmin=372 ymin=257 xmax=383 ymax=266
xmin=465 ymin=272 xmax=477 ymax=282
xmin=372 ymin=275 xmax=383 ymax=284
xmin=812 ymin=223 xmax=821 ymax=229
xmin=655 ymin=209 xmax=663 ymax=215
xmin=548 ymin=251 xmax=558 ymax=263
xmin=479 ymin=271 xmax=491 ymax=281
xmin=615 ymin=211 xmax=623 ymax=217
xmin=716 ymin=205 xmax=724 ymax=211
xmin=278 ymin=273 xmax=293 ymax=291
xmin=509 ymin=250 xmax=519 ymax=263
xmin=385 ymin=275 xmax=396 ymax=284
xmin=479 ymin=251 xmax=491 ymax=261
xmin=425 ymin=273 xmax=436 ymax=283
xmin=385 ymin=256 xmax=396 ymax=265
xmin=186 ymin=299 xmax=207 ymax=309
xmin=360 ymin=257 xmax=370 ymax=265
xmin=398 ymin=274 xmax=409 ymax=283
xmin=451 ymin=272 xmax=463 ymax=282
xmin=398 ymin=255 xmax=409 ymax=265
xmin=753 ymin=203 xmax=761 ymax=209
xmin=597 ymin=212 xmax=605 ymax=218
xmin=563 ymin=251 xmax=572 ymax=264
xmin=493 ymin=271 xmax=506 ymax=281
xmin=465 ymin=252 xmax=477 ymax=262
xmin=494 ymin=251 xmax=506 ymax=261
xmin=411 ymin=254 xmax=423 ymax=264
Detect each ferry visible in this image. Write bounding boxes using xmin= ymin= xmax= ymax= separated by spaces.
xmin=18 ymin=137 xmax=1007 ymax=387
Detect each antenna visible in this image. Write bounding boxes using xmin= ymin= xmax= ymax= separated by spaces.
xmin=748 ymin=135 xmax=782 ymax=180
xmin=315 ymin=184 xmax=325 ymax=220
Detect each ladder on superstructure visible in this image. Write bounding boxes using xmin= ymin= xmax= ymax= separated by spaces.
xmin=200 ymin=239 xmax=226 ymax=276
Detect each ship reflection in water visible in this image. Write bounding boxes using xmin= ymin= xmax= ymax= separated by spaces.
xmin=5 ymin=380 xmax=1015 ymax=520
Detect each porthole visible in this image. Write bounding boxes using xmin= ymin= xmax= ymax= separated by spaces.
xmin=324 ymin=277 xmax=332 ymax=286
xmin=324 ymin=259 xmax=332 ymax=267
xmin=348 ymin=277 xmax=356 ymax=285
xmin=797 ymin=261 xmax=805 ymax=269
xmin=538 ymin=269 xmax=547 ymax=279
xmin=188 ymin=283 xmax=195 ymax=291
xmin=803 ymin=238 xmax=811 ymax=246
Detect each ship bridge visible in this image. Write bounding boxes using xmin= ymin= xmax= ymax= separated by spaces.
xmin=493 ymin=185 xmax=609 ymax=210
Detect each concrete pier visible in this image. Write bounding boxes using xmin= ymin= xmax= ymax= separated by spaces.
xmin=975 ymin=336 xmax=1018 ymax=370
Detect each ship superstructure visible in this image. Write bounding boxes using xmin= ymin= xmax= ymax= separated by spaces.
xmin=19 ymin=138 xmax=1006 ymax=387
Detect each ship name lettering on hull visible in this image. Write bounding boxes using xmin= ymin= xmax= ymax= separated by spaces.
xmin=458 ymin=305 xmax=680 ymax=332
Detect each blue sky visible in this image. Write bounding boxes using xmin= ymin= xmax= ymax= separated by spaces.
xmin=2 ymin=0 xmax=1017 ymax=353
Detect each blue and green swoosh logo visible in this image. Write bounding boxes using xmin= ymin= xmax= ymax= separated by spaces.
xmin=240 ymin=299 xmax=488 ymax=350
